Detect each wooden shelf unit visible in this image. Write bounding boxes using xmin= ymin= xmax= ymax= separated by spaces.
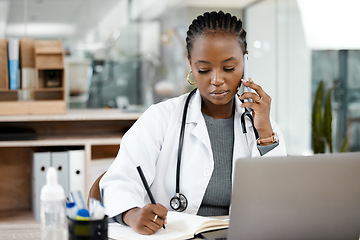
xmin=0 ymin=109 xmax=141 ymax=222
xmin=0 ymin=39 xmax=66 ymax=115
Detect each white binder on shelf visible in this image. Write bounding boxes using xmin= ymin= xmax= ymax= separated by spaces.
xmin=68 ymin=149 xmax=86 ymax=201
xmin=32 ymin=151 xmax=51 ymax=222
xmin=51 ymin=151 xmax=69 ymax=199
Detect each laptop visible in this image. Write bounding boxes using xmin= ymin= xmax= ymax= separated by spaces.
xmin=227 ymin=152 xmax=360 ymax=240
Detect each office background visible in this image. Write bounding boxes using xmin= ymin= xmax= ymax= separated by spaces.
xmin=1 ymin=0 xmax=360 ymax=156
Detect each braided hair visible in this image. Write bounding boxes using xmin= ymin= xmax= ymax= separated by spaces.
xmin=186 ymin=11 xmax=247 ymax=59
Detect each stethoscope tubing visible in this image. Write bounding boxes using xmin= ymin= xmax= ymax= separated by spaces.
xmin=176 ymin=88 xmax=197 ymax=194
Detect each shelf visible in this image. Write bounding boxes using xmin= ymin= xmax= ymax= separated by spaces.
xmin=0 ymin=91 xmax=17 ymax=101
xmin=0 ymin=100 xmax=66 ymax=115
xmin=35 ymin=87 xmax=64 ymax=92
xmin=35 ymin=52 xmax=63 ymax=55
xmin=34 ymin=90 xmax=64 ymax=100
xmin=36 ymin=66 xmax=64 ymax=70
xmin=0 ymin=39 xmax=66 ymax=114
xmin=0 ymin=109 xmax=142 ymax=122
xmin=0 ymin=135 xmax=123 ymax=147
xmin=35 ymin=40 xmax=63 ymax=54
xmin=0 ymin=89 xmax=18 ymax=92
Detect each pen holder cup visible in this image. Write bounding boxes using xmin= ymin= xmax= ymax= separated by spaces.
xmin=68 ymin=216 xmax=108 ymax=240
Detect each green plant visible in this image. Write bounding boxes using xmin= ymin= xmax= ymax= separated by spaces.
xmin=312 ymin=80 xmax=347 ymax=153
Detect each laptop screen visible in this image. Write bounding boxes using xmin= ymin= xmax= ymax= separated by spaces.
xmin=228 ymin=152 xmax=360 ymax=240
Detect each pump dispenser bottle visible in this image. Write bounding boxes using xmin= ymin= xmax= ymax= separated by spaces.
xmin=40 ymin=167 xmax=67 ymax=240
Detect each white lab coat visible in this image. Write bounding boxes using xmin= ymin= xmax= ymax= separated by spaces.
xmin=100 ymin=89 xmax=287 ymax=217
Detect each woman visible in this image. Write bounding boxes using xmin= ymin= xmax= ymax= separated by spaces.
xmin=100 ymin=10 xmax=287 ymax=235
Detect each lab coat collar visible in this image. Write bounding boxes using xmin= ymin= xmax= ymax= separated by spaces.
xmin=180 ymin=89 xmax=256 ymax=166
xmin=184 ymin=89 xmax=252 ymax=130
xmin=185 ymin=89 xmax=202 ymax=124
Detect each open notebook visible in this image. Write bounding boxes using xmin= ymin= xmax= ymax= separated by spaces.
xmin=108 ymin=211 xmax=229 ymax=240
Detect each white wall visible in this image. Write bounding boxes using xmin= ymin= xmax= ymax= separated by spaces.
xmin=0 ymin=1 xmax=8 ymax=38
xmin=246 ymin=0 xmax=311 ymax=155
xmin=65 ymin=0 xmax=129 ymax=60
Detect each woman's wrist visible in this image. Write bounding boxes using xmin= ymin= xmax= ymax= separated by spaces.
xmin=256 ymin=124 xmax=276 ymax=146
xmin=123 ymin=207 xmax=140 ymax=227
xmin=257 ymin=132 xmax=279 ymax=146
xmin=257 ymin=125 xmax=273 ymax=139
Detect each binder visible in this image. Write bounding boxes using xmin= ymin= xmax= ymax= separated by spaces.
xmin=19 ymin=39 xmax=35 ymax=100
xmin=20 ymin=38 xmax=35 ymax=68
xmin=8 ymin=38 xmax=19 ymax=90
xmin=18 ymin=68 xmax=35 ymax=100
xmin=0 ymin=39 xmax=9 ymax=89
xmin=32 ymin=149 xmax=86 ymax=220
xmin=32 ymin=151 xmax=51 ymax=222
xmin=68 ymin=149 xmax=86 ymax=201
xmin=51 ymin=151 xmax=69 ymax=199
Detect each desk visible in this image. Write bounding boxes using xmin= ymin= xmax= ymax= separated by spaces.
xmin=0 ymin=223 xmax=41 ymax=240
xmin=0 ymin=213 xmax=228 ymax=240
xmin=0 ymin=225 xmax=225 ymax=240
xmin=0 ymin=210 xmax=41 ymax=240
xmin=0 ymin=225 xmax=214 ymax=240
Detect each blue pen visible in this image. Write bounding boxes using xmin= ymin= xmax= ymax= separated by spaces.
xmin=71 ymin=191 xmax=89 ymax=220
xmin=71 ymin=191 xmax=86 ymax=209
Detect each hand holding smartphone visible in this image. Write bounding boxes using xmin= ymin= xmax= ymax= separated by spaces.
xmin=239 ymin=53 xmax=256 ymax=111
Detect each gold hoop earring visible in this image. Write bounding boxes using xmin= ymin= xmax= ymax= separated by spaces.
xmin=187 ymin=71 xmax=195 ymax=85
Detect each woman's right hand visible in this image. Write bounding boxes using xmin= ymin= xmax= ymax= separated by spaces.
xmin=123 ymin=203 xmax=168 ymax=235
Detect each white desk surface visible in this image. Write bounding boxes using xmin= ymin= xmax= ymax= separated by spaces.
xmin=0 ymin=223 xmax=41 ymax=240
xmin=0 ymin=211 xmax=41 ymax=240
xmin=0 ymin=211 xmax=227 ymax=240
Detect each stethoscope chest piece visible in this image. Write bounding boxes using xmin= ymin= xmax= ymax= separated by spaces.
xmin=170 ymin=193 xmax=188 ymax=212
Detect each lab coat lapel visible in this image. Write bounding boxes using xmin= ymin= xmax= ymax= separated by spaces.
xmin=185 ymin=90 xmax=213 ymax=160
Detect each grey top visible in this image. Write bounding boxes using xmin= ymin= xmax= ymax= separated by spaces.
xmin=197 ymin=113 xmax=235 ymax=216
xmin=197 ymin=112 xmax=279 ymax=216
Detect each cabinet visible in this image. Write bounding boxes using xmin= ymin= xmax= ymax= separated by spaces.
xmin=0 ymin=109 xmax=141 ymax=222
xmin=0 ymin=39 xmax=66 ymax=115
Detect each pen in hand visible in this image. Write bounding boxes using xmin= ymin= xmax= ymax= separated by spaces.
xmin=136 ymin=166 xmax=166 ymax=229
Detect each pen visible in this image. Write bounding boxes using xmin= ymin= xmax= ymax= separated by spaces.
xmin=136 ymin=166 xmax=165 ymax=229
xmin=100 ymin=188 xmax=104 ymax=205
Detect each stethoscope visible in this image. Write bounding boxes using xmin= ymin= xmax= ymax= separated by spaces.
xmin=170 ymin=88 xmax=259 ymax=211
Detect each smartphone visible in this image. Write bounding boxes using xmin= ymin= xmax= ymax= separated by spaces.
xmin=239 ymin=53 xmax=255 ymax=111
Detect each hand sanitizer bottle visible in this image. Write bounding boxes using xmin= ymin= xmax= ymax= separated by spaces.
xmin=40 ymin=167 xmax=68 ymax=240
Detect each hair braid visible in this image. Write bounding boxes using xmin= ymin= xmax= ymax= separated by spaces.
xmin=186 ymin=10 xmax=247 ymax=59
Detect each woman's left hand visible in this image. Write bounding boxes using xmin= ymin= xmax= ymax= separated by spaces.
xmin=238 ymin=78 xmax=273 ymax=140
